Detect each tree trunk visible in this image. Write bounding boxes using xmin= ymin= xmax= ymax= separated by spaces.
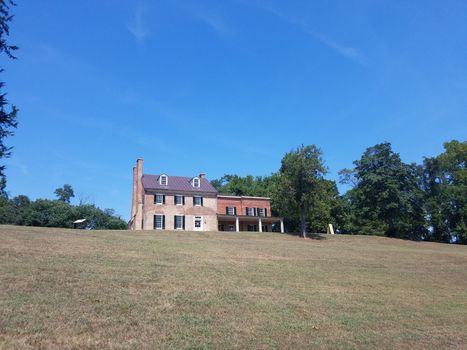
xmin=300 ymin=206 xmax=306 ymax=238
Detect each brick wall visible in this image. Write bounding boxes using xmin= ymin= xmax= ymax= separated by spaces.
xmin=142 ymin=192 xmax=218 ymax=231
xmin=217 ymin=196 xmax=271 ymax=217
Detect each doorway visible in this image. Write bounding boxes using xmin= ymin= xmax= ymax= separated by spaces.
xmin=194 ymin=216 xmax=203 ymax=231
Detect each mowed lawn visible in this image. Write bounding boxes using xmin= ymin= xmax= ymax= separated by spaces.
xmin=0 ymin=225 xmax=466 ymax=350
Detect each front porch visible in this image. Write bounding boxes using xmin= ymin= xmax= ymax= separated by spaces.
xmin=217 ymin=214 xmax=284 ymax=233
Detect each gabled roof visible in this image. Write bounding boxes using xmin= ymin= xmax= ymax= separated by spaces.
xmin=142 ymin=174 xmax=218 ymax=193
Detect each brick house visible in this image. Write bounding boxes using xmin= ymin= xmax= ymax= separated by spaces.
xmin=129 ymin=159 xmax=284 ymax=232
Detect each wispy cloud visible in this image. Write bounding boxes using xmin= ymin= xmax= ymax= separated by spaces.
xmin=173 ymin=0 xmax=234 ymax=36
xmin=36 ymin=44 xmax=91 ymax=71
xmin=313 ymin=33 xmax=360 ymax=61
xmin=128 ymin=4 xmax=149 ymax=43
xmin=194 ymin=9 xmax=232 ymax=35
xmin=254 ymin=2 xmax=363 ymax=63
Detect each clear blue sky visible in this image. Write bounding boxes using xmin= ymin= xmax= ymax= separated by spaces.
xmin=3 ymin=0 xmax=466 ymax=219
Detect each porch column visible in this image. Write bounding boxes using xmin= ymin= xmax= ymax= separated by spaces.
xmin=235 ymin=216 xmax=239 ymax=232
xmin=258 ymin=217 xmax=262 ymax=232
xmin=280 ymin=219 xmax=284 ymax=233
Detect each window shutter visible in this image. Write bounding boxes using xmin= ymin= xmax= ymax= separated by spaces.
xmin=246 ymin=207 xmax=249 ymax=216
xmin=254 ymin=208 xmax=257 ymax=216
xmin=153 ymin=215 xmax=156 ymax=229
xmin=154 ymin=195 xmax=157 ymax=204
xmin=234 ymin=207 xmax=237 ymax=215
xmin=182 ymin=196 xmax=185 ymax=205
xmin=163 ymin=195 xmax=166 ymax=204
xmin=265 ymin=208 xmax=267 ymax=217
xmin=162 ymin=215 xmax=165 ymax=229
xmin=183 ymin=216 xmax=185 ymax=230
xmin=174 ymin=216 xmax=177 ymax=229
xmin=201 ymin=197 xmax=204 ymax=206
xmin=226 ymin=207 xmax=229 ymax=215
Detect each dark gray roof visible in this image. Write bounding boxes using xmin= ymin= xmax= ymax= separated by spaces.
xmin=142 ymin=174 xmax=218 ymax=194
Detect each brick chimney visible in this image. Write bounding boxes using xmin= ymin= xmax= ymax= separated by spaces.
xmin=130 ymin=158 xmax=144 ymax=230
xmin=199 ymin=172 xmax=206 ymax=179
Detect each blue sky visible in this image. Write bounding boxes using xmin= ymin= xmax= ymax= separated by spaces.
xmin=3 ymin=0 xmax=466 ymax=219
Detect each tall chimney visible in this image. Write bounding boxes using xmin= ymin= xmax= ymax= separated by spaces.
xmin=136 ymin=158 xmax=143 ymax=203
xmin=130 ymin=166 xmax=137 ymax=222
xmin=134 ymin=158 xmax=144 ymax=230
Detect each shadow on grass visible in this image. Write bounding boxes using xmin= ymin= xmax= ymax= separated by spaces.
xmin=282 ymin=231 xmax=328 ymax=240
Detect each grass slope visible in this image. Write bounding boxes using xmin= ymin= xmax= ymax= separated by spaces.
xmin=0 ymin=225 xmax=466 ymax=350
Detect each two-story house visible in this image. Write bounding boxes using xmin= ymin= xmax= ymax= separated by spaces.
xmin=129 ymin=159 xmax=284 ymax=232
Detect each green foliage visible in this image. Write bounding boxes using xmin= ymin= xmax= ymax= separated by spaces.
xmin=54 ymin=184 xmax=75 ymax=203
xmin=211 ymin=174 xmax=273 ymax=197
xmin=0 ymin=194 xmax=127 ymax=230
xmin=0 ymin=195 xmax=15 ymax=222
xmin=73 ymin=204 xmax=127 ymax=230
xmin=340 ymin=143 xmax=426 ymax=239
xmin=272 ymin=145 xmax=329 ymax=237
xmin=422 ymin=140 xmax=466 ymax=243
xmin=0 ymin=0 xmax=18 ymax=190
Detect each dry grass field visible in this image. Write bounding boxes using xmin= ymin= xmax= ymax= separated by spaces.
xmin=0 ymin=225 xmax=466 ymax=350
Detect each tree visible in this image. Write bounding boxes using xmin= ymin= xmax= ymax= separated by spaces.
xmin=0 ymin=0 xmax=18 ymax=196
xmin=0 ymin=194 xmax=14 ymax=222
xmin=273 ymin=145 xmax=327 ymax=238
xmin=422 ymin=140 xmax=466 ymax=243
xmin=341 ymin=143 xmax=426 ymax=239
xmin=54 ymin=184 xmax=75 ymax=203
xmin=211 ymin=174 xmax=273 ymax=197
xmin=307 ymin=179 xmax=348 ymax=233
xmin=0 ymin=195 xmax=127 ymax=229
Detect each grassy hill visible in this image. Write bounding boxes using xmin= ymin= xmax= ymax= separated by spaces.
xmin=0 ymin=225 xmax=466 ymax=349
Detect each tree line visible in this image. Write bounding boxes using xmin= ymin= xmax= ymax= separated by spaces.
xmin=212 ymin=140 xmax=466 ymax=244
xmin=0 ymin=184 xmax=127 ymax=229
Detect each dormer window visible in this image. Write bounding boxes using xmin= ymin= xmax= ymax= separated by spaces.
xmin=192 ymin=177 xmax=200 ymax=188
xmin=160 ymin=174 xmax=168 ymax=186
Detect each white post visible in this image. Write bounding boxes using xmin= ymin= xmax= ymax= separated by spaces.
xmin=235 ymin=216 xmax=239 ymax=232
xmin=327 ymin=224 xmax=335 ymax=235
xmin=280 ymin=219 xmax=284 ymax=233
xmin=259 ymin=217 xmax=262 ymax=232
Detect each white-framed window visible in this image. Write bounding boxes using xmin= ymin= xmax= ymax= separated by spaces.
xmin=192 ymin=177 xmax=200 ymax=187
xmin=227 ymin=207 xmax=236 ymax=215
xmin=193 ymin=196 xmax=202 ymax=206
xmin=174 ymin=215 xmax=184 ymax=230
xmin=258 ymin=208 xmax=265 ymax=217
xmin=160 ymin=174 xmax=168 ymax=186
xmin=175 ymin=195 xmax=184 ymax=205
xmin=154 ymin=215 xmax=164 ymax=229
xmin=246 ymin=207 xmax=255 ymax=216
xmin=154 ymin=194 xmax=165 ymax=205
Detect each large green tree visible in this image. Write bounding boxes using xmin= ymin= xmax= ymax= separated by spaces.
xmin=0 ymin=0 xmax=18 ymax=196
xmin=54 ymin=184 xmax=75 ymax=203
xmin=422 ymin=140 xmax=466 ymax=243
xmin=341 ymin=143 xmax=425 ymax=239
xmin=272 ymin=145 xmax=328 ymax=237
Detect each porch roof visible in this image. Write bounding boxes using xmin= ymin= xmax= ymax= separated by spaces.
xmin=217 ymin=214 xmax=283 ymax=222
